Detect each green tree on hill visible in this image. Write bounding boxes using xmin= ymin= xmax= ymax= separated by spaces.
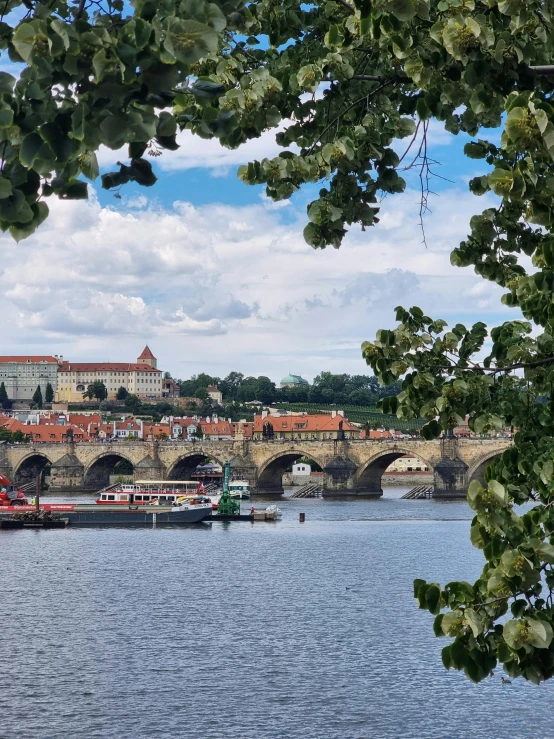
xmin=32 ymin=385 xmax=42 ymax=409
xmin=83 ymin=381 xmax=107 ymax=402
xmin=45 ymin=382 xmax=54 ymax=403
xmin=116 ymin=386 xmax=128 ymax=401
xmin=0 ymin=382 xmax=8 ymax=408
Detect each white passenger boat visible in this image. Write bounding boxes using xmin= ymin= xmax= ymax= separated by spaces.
xmin=229 ymin=481 xmax=251 ymax=499
xmin=96 ymin=480 xmax=206 ymax=506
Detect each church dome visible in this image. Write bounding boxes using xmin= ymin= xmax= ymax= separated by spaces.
xmin=280 ymin=374 xmax=309 ymax=386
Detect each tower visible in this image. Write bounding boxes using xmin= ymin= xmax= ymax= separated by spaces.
xmin=137 ymin=345 xmax=157 ymax=369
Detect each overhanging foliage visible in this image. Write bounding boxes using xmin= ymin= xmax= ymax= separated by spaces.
xmin=6 ymin=0 xmax=554 ymax=682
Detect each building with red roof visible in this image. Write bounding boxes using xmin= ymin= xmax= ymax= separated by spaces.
xmin=0 ymin=355 xmax=59 ymax=402
xmin=56 ymin=346 xmax=163 ymax=402
xmin=253 ymin=411 xmax=359 ymax=440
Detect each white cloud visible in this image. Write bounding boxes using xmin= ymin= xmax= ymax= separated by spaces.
xmin=97 ymin=126 xmax=289 ymax=177
xmin=0 ymin=185 xmax=516 ymax=380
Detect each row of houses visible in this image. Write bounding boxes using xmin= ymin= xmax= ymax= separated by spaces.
xmin=0 ymin=412 xmax=255 ymax=443
xmin=0 ymin=408 xmax=419 ymax=444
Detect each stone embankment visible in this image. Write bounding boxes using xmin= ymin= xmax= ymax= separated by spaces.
xmin=381 ymin=472 xmax=433 ymax=487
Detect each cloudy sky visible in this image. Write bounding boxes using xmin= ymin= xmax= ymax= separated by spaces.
xmin=0 ymin=113 xmax=513 ymax=383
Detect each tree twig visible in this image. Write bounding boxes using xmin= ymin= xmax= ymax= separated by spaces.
xmin=333 ymin=0 xmax=355 ymax=14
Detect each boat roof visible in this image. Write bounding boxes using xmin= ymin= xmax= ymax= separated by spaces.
xmin=134 ymin=480 xmax=198 ymax=485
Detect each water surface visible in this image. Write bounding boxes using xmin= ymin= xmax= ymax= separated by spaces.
xmin=1 ymin=487 xmax=551 ymax=738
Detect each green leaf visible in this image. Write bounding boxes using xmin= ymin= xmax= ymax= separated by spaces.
xmin=99 ymin=116 xmax=129 ymax=150
xmin=163 ymin=18 xmax=219 ymax=65
xmin=0 ymin=107 xmax=13 ymax=128
xmin=425 ymin=584 xmax=441 ymax=615
xmin=0 ymin=72 xmax=15 ymax=95
xmin=386 ymin=0 xmax=418 ymax=22
xmin=19 ymin=133 xmax=45 ymax=168
xmin=190 ymin=79 xmax=226 ymax=99
xmin=0 ymin=177 xmax=12 ymax=198
xmin=80 ymin=152 xmax=99 ymax=181
xmin=59 ymin=180 xmax=88 ymax=199
xmin=421 ymin=419 xmax=441 ymax=440
xmin=527 ymin=619 xmax=553 ymax=649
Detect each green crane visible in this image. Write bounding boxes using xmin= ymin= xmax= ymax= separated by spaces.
xmin=217 ymin=461 xmax=240 ymax=516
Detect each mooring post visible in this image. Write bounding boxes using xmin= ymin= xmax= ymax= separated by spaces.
xmin=299 ymin=512 xmax=305 ymax=523
xmin=35 ymin=474 xmax=40 ymax=511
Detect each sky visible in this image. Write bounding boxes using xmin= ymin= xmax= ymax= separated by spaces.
xmin=0 ymin=106 xmax=514 ymax=384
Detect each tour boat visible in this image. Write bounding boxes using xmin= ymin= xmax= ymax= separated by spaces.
xmin=229 ymin=481 xmax=251 ymax=500
xmin=96 ymin=480 xmax=203 ymax=505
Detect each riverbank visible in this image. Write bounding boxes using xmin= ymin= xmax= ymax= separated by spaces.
xmin=382 ymin=472 xmax=433 ymax=487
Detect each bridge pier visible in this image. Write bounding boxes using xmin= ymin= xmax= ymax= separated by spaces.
xmin=0 ymin=445 xmax=13 ymax=484
xmin=432 ymin=438 xmax=469 ymax=498
xmin=49 ymin=453 xmax=85 ymax=492
xmin=322 ymin=454 xmax=382 ymax=497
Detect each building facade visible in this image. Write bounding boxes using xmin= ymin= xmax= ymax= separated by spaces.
xmin=253 ymin=412 xmax=359 ymax=440
xmin=55 ymin=346 xmax=163 ymax=402
xmin=0 ymin=356 xmax=59 ymax=401
xmin=206 ymin=385 xmax=223 ymax=404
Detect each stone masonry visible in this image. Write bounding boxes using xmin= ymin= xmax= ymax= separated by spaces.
xmin=0 ymin=437 xmax=511 ymax=498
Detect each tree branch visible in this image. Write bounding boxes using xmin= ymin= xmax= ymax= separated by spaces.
xmin=308 ymin=81 xmax=391 ymax=154
xmin=530 ymin=65 xmax=554 ymax=74
xmin=333 ymin=0 xmax=355 ymax=14
xmin=352 ymin=74 xmax=409 ymax=82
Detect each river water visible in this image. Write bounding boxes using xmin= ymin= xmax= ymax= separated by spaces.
xmin=1 ymin=487 xmax=552 ymax=739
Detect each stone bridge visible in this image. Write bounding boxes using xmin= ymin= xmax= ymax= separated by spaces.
xmin=0 ymin=436 xmax=511 ymax=498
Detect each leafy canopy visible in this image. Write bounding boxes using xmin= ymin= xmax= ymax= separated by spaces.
xmin=8 ymin=0 xmax=554 ymax=683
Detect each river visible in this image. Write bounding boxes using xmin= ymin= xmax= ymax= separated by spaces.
xmin=1 ymin=487 xmax=552 ymax=739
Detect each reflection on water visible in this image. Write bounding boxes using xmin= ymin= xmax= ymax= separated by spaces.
xmin=1 ymin=487 xmax=551 ymax=739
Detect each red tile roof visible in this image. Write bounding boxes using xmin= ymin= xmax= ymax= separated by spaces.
xmin=58 ymin=361 xmax=160 ymax=373
xmin=138 ymin=345 xmax=155 ymax=360
xmin=360 ymin=429 xmax=393 ymax=439
xmin=200 ymin=420 xmax=233 ymax=436
xmin=254 ymin=414 xmax=358 ymax=433
xmin=0 ymin=418 xmax=91 ymax=441
xmin=0 ymin=356 xmax=58 ymax=363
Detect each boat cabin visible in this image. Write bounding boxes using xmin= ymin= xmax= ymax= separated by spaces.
xmin=97 ymin=480 xmax=201 ymax=505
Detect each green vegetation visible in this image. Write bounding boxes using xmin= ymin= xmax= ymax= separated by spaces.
xmin=177 ymin=371 xmax=400 ymax=406
xmin=83 ymin=381 xmax=107 ymax=402
xmin=0 ymin=382 xmax=9 ymax=410
xmin=274 ymin=403 xmax=423 ymax=432
xmin=32 ymin=385 xmax=42 ymax=409
xmin=45 ymin=382 xmax=54 ymax=403
xmin=116 ymin=386 xmax=128 ymax=401
xmin=0 ymin=426 xmax=28 ymax=443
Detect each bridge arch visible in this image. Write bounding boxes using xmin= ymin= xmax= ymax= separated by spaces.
xmin=13 ymin=452 xmax=55 ymax=489
xmin=467 ymin=451 xmax=504 ymax=488
xmin=167 ymin=451 xmax=225 ymax=481
xmin=83 ymin=451 xmax=136 ymax=490
xmin=257 ymin=449 xmax=327 ymax=495
xmin=355 ymin=448 xmax=435 ymax=494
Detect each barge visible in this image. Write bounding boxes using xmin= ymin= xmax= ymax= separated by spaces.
xmin=0 ymin=501 xmax=213 ymax=527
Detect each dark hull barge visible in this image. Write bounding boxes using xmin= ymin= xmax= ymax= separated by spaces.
xmin=0 ymin=503 xmax=212 ymax=528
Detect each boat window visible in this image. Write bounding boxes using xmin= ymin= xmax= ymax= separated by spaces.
xmin=107 ymin=495 xmax=115 ymax=501
xmin=135 ymin=495 xmax=142 ymax=501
